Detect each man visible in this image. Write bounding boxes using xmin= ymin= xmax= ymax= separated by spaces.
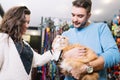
xmin=62 ymin=0 xmax=120 ymax=80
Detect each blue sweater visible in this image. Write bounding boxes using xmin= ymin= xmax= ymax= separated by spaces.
xmin=62 ymin=22 xmax=120 ymax=80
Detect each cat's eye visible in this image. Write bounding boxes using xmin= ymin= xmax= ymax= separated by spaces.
xmin=63 ymin=37 xmax=66 ymax=39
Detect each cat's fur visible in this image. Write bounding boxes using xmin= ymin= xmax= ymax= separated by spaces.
xmin=52 ymin=35 xmax=99 ymax=80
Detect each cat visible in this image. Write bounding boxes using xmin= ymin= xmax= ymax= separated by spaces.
xmin=52 ymin=35 xmax=99 ymax=80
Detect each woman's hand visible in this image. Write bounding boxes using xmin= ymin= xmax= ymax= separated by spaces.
xmin=63 ymin=47 xmax=87 ymax=59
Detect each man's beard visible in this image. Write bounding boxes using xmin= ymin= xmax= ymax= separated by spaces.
xmin=79 ymin=21 xmax=87 ymax=28
xmin=73 ymin=20 xmax=87 ymax=28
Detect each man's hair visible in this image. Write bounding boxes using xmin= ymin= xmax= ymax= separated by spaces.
xmin=72 ymin=0 xmax=92 ymax=13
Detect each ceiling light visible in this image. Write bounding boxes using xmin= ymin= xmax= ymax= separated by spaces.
xmin=92 ymin=9 xmax=102 ymax=15
xmin=103 ymin=0 xmax=112 ymax=4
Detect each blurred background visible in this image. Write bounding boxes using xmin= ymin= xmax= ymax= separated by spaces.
xmin=1 ymin=0 xmax=120 ymax=26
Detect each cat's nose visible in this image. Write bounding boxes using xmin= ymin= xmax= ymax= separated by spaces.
xmin=61 ymin=38 xmax=65 ymax=41
xmin=62 ymin=37 xmax=66 ymax=39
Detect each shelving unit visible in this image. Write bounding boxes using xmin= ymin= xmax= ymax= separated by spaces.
xmin=107 ymin=13 xmax=120 ymax=80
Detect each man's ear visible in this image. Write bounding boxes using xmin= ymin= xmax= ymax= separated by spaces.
xmin=87 ymin=13 xmax=91 ymax=19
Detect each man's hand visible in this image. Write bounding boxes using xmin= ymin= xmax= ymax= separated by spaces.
xmin=70 ymin=64 xmax=88 ymax=79
xmin=63 ymin=47 xmax=87 ymax=59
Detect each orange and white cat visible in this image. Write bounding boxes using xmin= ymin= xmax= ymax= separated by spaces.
xmin=52 ymin=35 xmax=99 ymax=80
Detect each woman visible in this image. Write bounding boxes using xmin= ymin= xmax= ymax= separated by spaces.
xmin=0 ymin=6 xmax=60 ymax=80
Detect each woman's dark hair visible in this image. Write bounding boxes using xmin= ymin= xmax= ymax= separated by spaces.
xmin=72 ymin=0 xmax=92 ymax=13
xmin=0 ymin=6 xmax=31 ymax=42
